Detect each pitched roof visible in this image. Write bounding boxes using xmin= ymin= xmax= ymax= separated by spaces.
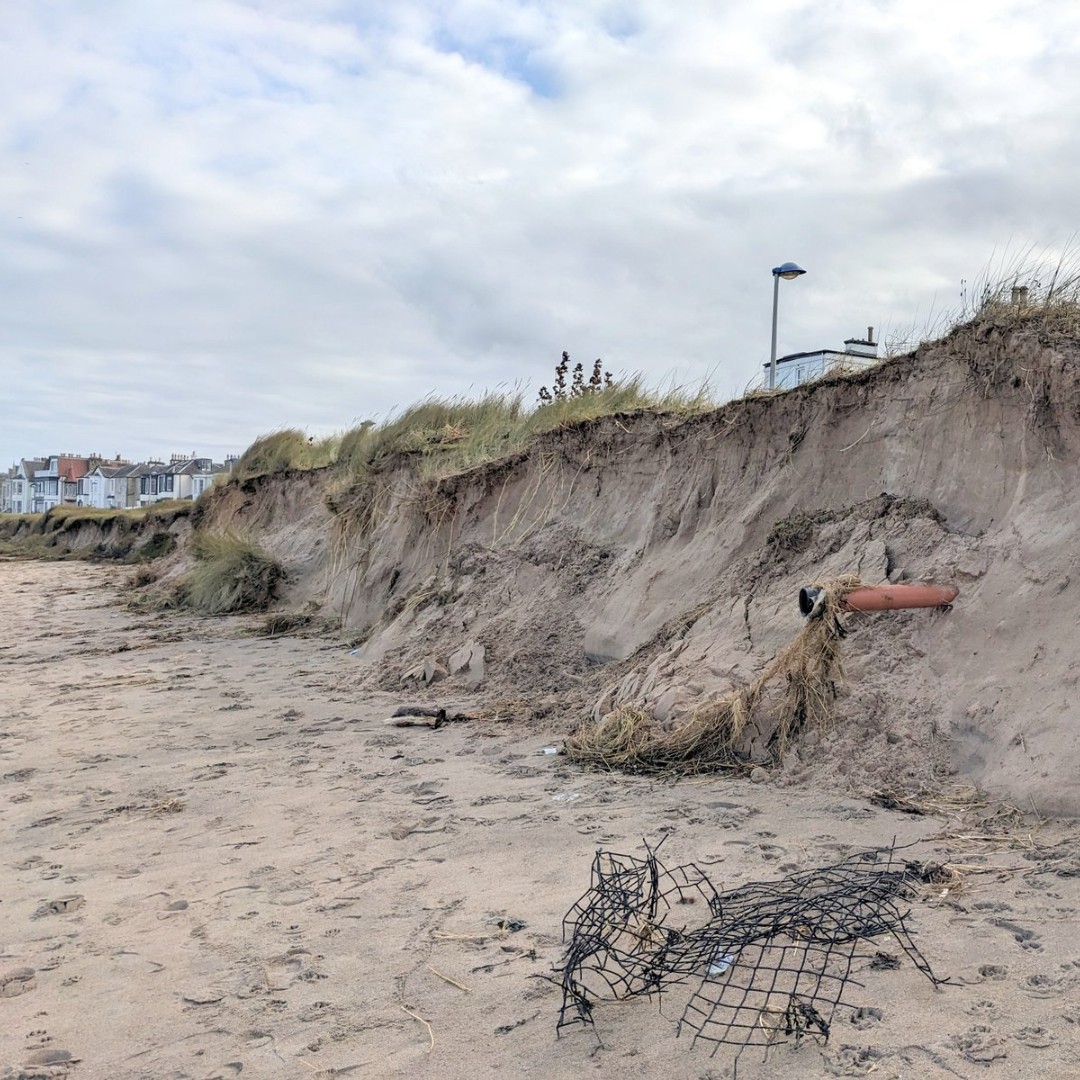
xmin=56 ymin=456 xmax=90 ymax=482
xmin=168 ymin=458 xmax=214 ymax=475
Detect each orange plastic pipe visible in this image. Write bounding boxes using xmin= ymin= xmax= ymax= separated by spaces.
xmin=840 ymin=584 xmax=959 ymax=612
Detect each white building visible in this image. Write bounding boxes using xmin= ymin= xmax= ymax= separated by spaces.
xmin=138 ymin=455 xmax=230 ymax=505
xmin=6 ymin=460 xmax=44 ymax=514
xmin=0 ymin=467 xmax=16 ymax=513
xmin=81 ymin=463 xmax=145 ymax=509
xmin=2 ymin=451 xmax=234 ymax=514
xmin=765 ymin=328 xmax=879 ymax=390
xmin=16 ymin=456 xmax=91 ymax=514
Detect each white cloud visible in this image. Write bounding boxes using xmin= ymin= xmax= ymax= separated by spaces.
xmin=1 ymin=0 xmax=1078 ymax=466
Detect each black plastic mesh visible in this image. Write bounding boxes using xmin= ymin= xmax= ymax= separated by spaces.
xmin=555 ymin=841 xmax=943 ymax=1068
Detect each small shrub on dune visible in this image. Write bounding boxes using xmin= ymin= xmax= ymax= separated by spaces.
xmin=529 ymin=377 xmax=655 ymax=431
xmin=180 ymin=532 xmax=284 ymax=614
xmin=530 ymin=377 xmax=715 ymax=433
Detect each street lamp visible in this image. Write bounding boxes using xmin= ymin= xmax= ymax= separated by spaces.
xmin=769 ymin=262 xmax=807 ymax=390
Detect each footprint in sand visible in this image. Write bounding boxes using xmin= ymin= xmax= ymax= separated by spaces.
xmin=849 ymin=1005 xmax=883 ymax=1030
xmin=972 ymin=900 xmax=1013 ymax=913
xmin=390 ymin=815 xmax=445 ymax=840
xmin=1019 ymin=970 xmax=1078 ymax=997
xmin=991 ymin=917 xmax=1042 ymax=949
xmin=180 ymin=988 xmax=226 ymax=1006
xmin=951 ymin=1024 xmax=1008 ymax=1065
xmin=264 ymin=948 xmax=310 ymax=990
xmin=202 ymin=1063 xmax=244 ymax=1078
xmin=1014 ymin=1025 xmax=1055 ymax=1048
xmin=32 ymin=895 xmax=85 ymax=919
xmin=269 ymin=888 xmax=316 ymax=907
xmin=0 ymin=967 xmax=36 ymax=997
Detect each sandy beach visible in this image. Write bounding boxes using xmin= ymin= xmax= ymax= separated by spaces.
xmin=2 ymin=559 xmax=1079 ymax=1079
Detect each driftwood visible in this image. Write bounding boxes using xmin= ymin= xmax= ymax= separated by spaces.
xmin=384 ymin=706 xmax=476 ymax=730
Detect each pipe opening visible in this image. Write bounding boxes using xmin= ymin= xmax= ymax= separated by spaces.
xmin=798 ymin=587 xmax=823 ymax=617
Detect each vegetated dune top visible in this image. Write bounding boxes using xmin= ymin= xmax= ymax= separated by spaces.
xmin=188 ymin=314 xmax=1080 ymax=815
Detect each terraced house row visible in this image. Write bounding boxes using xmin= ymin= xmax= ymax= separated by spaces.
xmin=0 ymin=452 xmax=235 ymax=514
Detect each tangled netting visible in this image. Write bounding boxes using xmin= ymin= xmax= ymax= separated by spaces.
xmin=555 ymin=841 xmax=944 ymax=1070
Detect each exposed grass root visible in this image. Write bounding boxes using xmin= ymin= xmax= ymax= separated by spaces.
xmin=565 ymin=576 xmax=862 ymax=775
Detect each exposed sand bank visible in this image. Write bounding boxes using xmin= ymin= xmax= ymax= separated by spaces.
xmin=2 ymin=561 xmax=1079 ymax=1078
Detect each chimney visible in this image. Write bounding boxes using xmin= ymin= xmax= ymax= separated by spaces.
xmin=843 ymin=327 xmax=878 ymax=359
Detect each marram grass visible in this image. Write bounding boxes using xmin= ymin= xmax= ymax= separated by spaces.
xmin=179 ymin=532 xmax=284 ymax=614
xmin=229 ymin=376 xmax=721 ymax=489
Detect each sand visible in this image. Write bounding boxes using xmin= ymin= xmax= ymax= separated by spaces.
xmin=2 ymin=559 xmax=1079 ymax=1079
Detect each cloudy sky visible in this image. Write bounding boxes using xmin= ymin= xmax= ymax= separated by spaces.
xmin=1 ymin=0 xmax=1078 ymax=467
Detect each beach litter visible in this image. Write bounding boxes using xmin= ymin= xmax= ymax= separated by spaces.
xmin=553 ymin=840 xmax=944 ymax=1070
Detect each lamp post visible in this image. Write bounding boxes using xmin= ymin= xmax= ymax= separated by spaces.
xmin=769 ymin=262 xmax=807 ymax=390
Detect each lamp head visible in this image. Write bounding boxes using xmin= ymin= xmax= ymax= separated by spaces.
xmin=772 ymin=262 xmax=807 ymax=280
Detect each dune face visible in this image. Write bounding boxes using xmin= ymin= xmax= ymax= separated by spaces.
xmin=4 ymin=317 xmax=1080 ymax=1076
xmin=125 ymin=317 xmax=1077 ymax=816
xmin=8 ymin=318 xmax=1079 ymax=813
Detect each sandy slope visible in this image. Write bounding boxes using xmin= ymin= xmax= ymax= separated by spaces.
xmin=2 ymin=561 xmax=1079 ymax=1079
xmin=158 ymin=319 xmax=1080 ymax=817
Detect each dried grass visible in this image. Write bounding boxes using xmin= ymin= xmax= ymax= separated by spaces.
xmin=909 ymin=860 xmax=967 ymax=896
xmin=253 ymin=612 xmax=316 ymax=637
xmin=565 ymin=576 xmax=862 ymax=775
